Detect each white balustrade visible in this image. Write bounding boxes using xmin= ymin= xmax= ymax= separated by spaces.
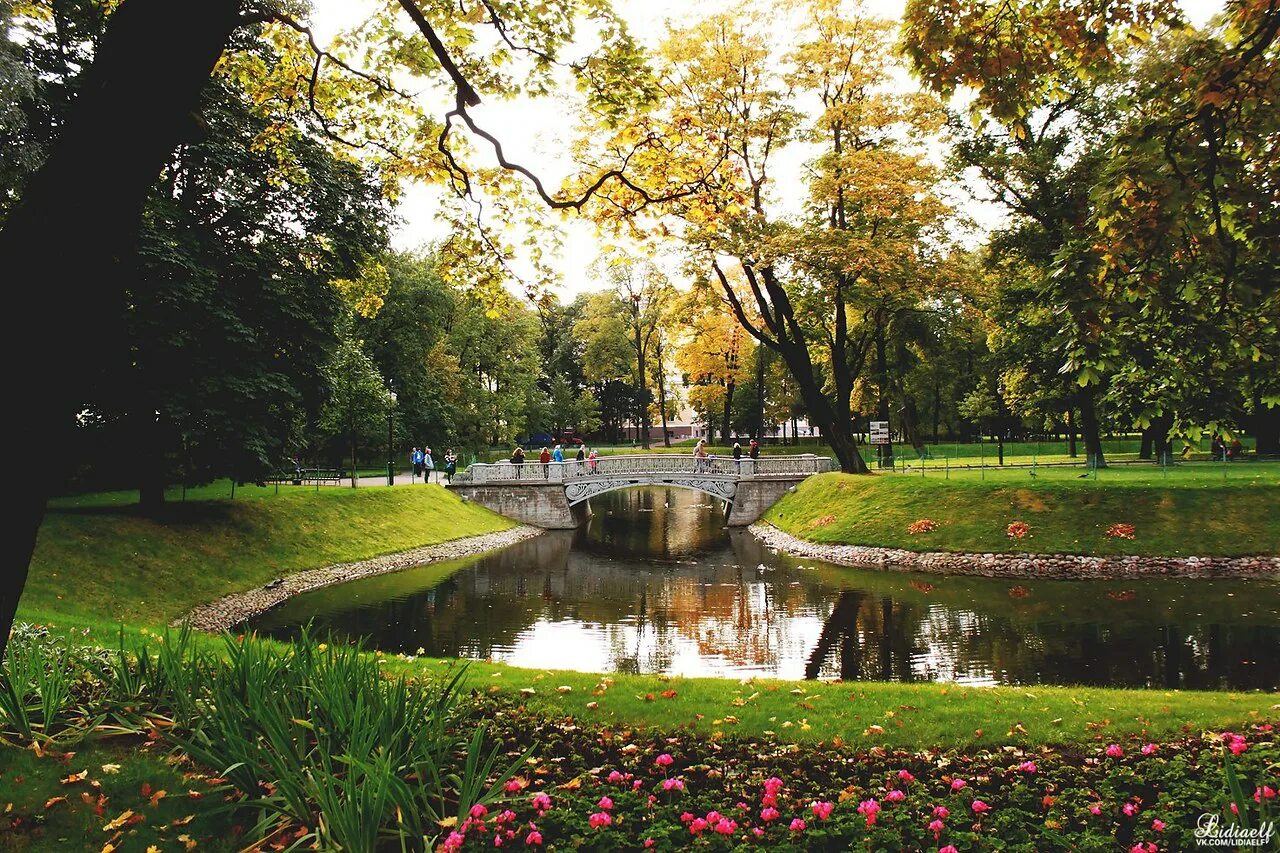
xmin=454 ymin=454 xmax=832 ymax=484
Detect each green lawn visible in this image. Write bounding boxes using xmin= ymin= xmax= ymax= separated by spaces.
xmin=23 ymin=484 xmax=514 ymax=626
xmin=764 ymin=471 xmax=1280 ymax=557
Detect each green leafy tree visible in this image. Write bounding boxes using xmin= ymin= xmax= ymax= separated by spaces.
xmin=318 ymin=330 xmax=391 ymax=487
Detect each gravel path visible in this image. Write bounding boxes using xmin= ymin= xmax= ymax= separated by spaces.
xmin=750 ymin=523 xmax=1280 ymax=580
xmin=180 ymin=525 xmax=542 ymax=631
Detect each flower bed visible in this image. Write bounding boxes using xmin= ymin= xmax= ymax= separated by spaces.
xmin=465 ymin=700 xmax=1279 ymax=852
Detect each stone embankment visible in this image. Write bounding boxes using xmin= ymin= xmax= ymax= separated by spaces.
xmin=181 ymin=525 xmax=542 ymax=630
xmin=750 ymin=523 xmax=1280 ymax=580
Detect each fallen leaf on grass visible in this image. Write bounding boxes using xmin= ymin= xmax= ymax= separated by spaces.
xmin=148 ymin=789 xmax=167 ymax=808
xmin=61 ymin=770 xmax=89 ymax=785
xmin=102 ymin=809 xmax=136 ymax=831
xmin=44 ymin=796 xmax=67 ymax=810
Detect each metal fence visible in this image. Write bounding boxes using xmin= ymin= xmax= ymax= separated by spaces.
xmin=453 ymin=453 xmax=833 ymax=483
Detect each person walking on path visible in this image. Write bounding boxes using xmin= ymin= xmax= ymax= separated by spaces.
xmin=575 ymin=444 xmax=586 ymax=475
xmin=410 ymin=447 xmax=424 ymax=481
xmin=423 ymin=447 xmax=435 ymax=483
xmin=512 ymin=446 xmax=526 ymax=478
xmin=539 ymin=446 xmax=552 ymax=477
xmin=444 ymin=449 xmax=457 ymax=482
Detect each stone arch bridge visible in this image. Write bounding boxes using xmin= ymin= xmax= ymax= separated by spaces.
xmin=448 ymin=454 xmax=832 ymax=528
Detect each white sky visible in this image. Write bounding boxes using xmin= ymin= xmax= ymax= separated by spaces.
xmin=309 ymin=0 xmax=1225 ymax=299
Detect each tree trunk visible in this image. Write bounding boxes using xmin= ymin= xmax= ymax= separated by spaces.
xmin=874 ymin=329 xmax=894 ymax=469
xmin=1253 ymin=402 xmax=1280 ymax=456
xmin=350 ymin=433 xmax=359 ymax=488
xmin=655 ymin=339 xmax=670 ymax=447
xmin=634 ymin=325 xmax=650 ymax=449
xmin=720 ymin=379 xmax=735 ymax=445
xmin=0 ymin=0 xmax=244 ymax=663
xmin=1079 ymin=390 xmax=1107 ymax=468
xmin=1138 ymin=424 xmax=1154 ymax=460
xmin=754 ymin=346 xmax=766 ymax=441
xmin=137 ymin=412 xmax=168 ymax=513
xmin=1150 ymin=413 xmax=1175 ymax=465
xmin=1066 ymin=408 xmax=1078 ymax=458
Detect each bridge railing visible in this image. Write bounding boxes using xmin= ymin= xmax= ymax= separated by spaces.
xmin=453 ymin=454 xmax=832 ymax=484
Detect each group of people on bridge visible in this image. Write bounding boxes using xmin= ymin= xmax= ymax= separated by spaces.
xmin=509 ymin=444 xmax=600 ymax=477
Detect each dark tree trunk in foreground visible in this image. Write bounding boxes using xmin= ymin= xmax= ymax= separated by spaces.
xmin=720 ymin=379 xmax=735 ymax=446
xmin=0 ymin=0 xmax=244 ymax=663
xmin=1066 ymin=408 xmax=1078 ymax=458
xmin=1139 ymin=423 xmax=1155 ymax=460
xmin=1254 ymin=401 xmax=1280 ymax=457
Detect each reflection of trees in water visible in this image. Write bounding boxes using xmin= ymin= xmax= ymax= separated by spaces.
xmin=802 ymin=591 xmax=1280 ymax=689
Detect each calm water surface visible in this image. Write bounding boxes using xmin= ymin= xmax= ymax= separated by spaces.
xmin=250 ymin=487 xmax=1280 ymax=688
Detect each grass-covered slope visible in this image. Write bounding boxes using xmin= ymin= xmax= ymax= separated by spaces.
xmin=22 ymin=485 xmax=514 ymax=625
xmin=764 ymin=472 xmax=1280 ymax=556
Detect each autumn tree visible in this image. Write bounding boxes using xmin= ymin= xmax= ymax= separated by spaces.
xmin=645 ymin=1 xmax=952 ymax=472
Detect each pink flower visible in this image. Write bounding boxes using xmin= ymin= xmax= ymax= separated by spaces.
xmin=1152 ymin=819 xmax=1166 ymax=831
xmin=662 ymin=778 xmax=684 ymax=792
xmin=1090 ymin=804 xmax=1103 ymax=816
xmin=940 ymin=847 xmax=959 ymax=853
xmin=443 ymin=832 xmax=465 ymax=851
xmin=679 ymin=812 xmax=694 ymax=823
xmin=470 ymin=804 xmax=489 ymax=819
xmin=858 ymin=799 xmax=881 ymax=826
xmin=1141 ymin=743 xmax=1158 ymax=755
xmin=504 ymin=778 xmax=525 ymax=793
xmin=531 ymin=793 xmax=551 ymax=813
xmin=737 ymin=802 xmax=750 ymax=811
xmin=764 ymin=776 xmax=785 ymax=793
xmin=761 ymin=806 xmax=780 ymax=822
xmin=643 ymin=840 xmax=655 ymax=849
xmin=655 ymin=753 xmax=674 ymax=767
xmin=1231 ymin=802 xmax=1240 ymax=815
xmin=752 ymin=828 xmax=765 ymax=838
xmin=1256 ymin=786 xmax=1277 ymax=802
xmin=633 ymin=779 xmax=643 ymax=791
xmin=950 ymin=778 xmax=967 ymax=791
xmin=607 ymin=771 xmax=624 ymax=784
xmin=524 ymin=831 xmax=542 ymax=846
xmin=1018 ymin=761 xmax=1037 ymax=773
xmin=493 ymin=835 xmax=503 ymax=847
xmin=705 ymin=811 xmax=722 ymax=824
xmin=588 ymin=811 xmax=612 ymax=829
xmin=597 ymin=796 xmax=613 ymax=811
xmin=898 ymin=769 xmax=916 ymax=782
xmin=689 ymin=817 xmax=708 ymax=835
xmin=1123 ymin=802 xmax=1139 ymax=817
xmin=972 ymin=799 xmax=991 ymax=814
xmin=812 ymin=801 xmax=835 ymax=819
xmin=885 ymin=789 xmax=905 ymax=802
xmin=1130 ymin=845 xmax=1158 ymax=853
xmin=1106 ymin=744 xmax=1124 ymax=758
xmin=714 ymin=819 xmax=738 ymax=834
xmin=496 ymin=810 xmax=516 ymax=825
xmin=761 ymin=792 xmax=777 ymax=807
xmin=932 ymin=805 xmax=950 ymax=819
xmin=789 ymin=818 xmax=806 ymax=832
xmin=647 ymin=795 xmax=657 ymax=806
xmin=928 ymin=818 xmax=944 ymax=838
xmin=1222 ymin=732 xmax=1248 ymax=755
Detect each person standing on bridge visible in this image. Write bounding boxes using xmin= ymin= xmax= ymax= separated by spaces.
xmin=512 ymin=446 xmax=526 ymax=478
xmin=732 ymin=441 xmax=743 ymax=473
xmin=749 ymin=439 xmax=760 ymax=460
xmin=539 ymin=446 xmax=552 ymax=478
xmin=694 ymin=438 xmax=709 ymax=473
xmin=588 ymin=447 xmax=599 ymax=474
xmin=575 ymin=444 xmax=586 ymax=474
xmin=423 ymin=447 xmax=435 ymax=483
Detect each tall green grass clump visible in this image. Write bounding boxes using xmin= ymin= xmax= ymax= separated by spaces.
xmin=1 ymin=626 xmax=524 ymax=851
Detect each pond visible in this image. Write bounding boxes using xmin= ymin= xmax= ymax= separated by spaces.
xmin=250 ymin=486 xmax=1280 ymax=689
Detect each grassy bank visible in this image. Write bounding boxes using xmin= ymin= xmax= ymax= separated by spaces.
xmin=22 ymin=484 xmax=514 ymax=625
xmin=764 ymin=472 xmax=1280 ymax=556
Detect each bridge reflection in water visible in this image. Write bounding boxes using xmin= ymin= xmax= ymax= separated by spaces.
xmin=250 ymin=487 xmax=1280 ymax=689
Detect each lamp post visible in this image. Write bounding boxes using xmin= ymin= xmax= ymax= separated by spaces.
xmin=386 ymin=386 xmax=397 ymax=486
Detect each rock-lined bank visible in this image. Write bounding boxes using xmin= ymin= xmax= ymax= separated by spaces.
xmin=750 ymin=523 xmax=1280 ymax=579
xmin=181 ymin=525 xmax=542 ymax=630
